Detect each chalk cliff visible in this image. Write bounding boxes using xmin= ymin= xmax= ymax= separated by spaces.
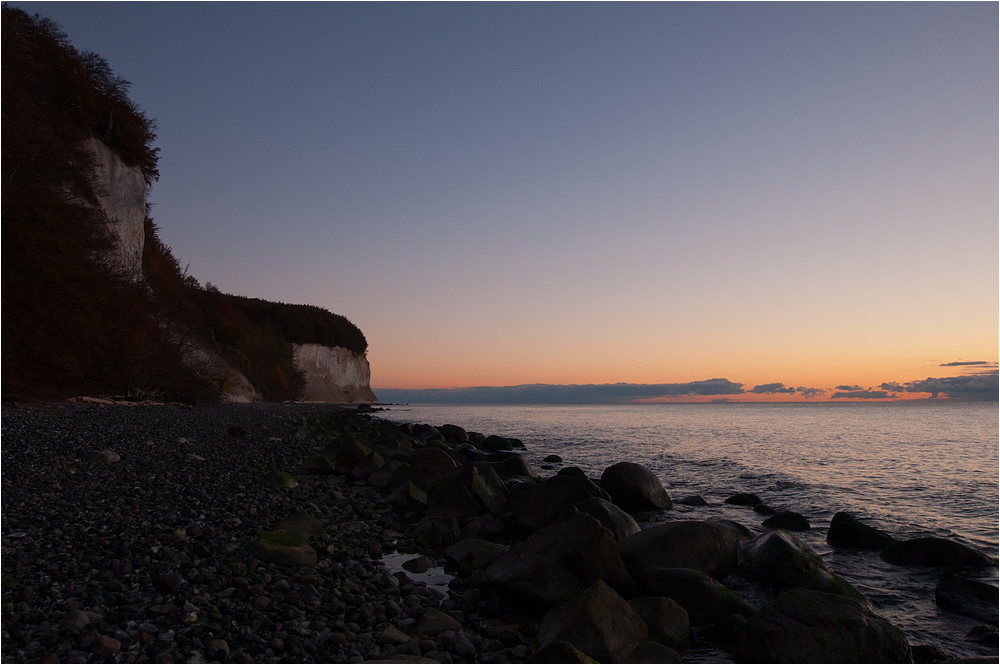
xmin=87 ymin=137 xmax=147 ymax=280
xmin=293 ymin=344 xmax=378 ymax=403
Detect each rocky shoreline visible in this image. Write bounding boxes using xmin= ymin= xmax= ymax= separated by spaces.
xmin=2 ymin=402 xmax=996 ymax=664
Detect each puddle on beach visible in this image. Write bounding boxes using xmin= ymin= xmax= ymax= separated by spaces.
xmin=380 ymin=550 xmax=454 ymax=597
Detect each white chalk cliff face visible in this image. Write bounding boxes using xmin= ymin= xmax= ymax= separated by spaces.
xmin=293 ymin=344 xmax=378 ymax=403
xmin=86 ymin=137 xmax=146 ymax=280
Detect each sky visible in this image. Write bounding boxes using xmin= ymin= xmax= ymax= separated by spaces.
xmin=16 ymin=2 xmax=999 ymax=400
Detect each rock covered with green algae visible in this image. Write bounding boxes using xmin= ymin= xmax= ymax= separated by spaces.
xmin=253 ymin=529 xmax=318 ymax=566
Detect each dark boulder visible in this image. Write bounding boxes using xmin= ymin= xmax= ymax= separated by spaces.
xmin=412 ymin=516 xmax=461 ymax=548
xmin=762 ymin=511 xmax=811 ymax=531
xmin=826 ymin=512 xmax=894 ymax=550
xmin=645 ymin=567 xmax=753 ymax=626
xmin=493 ymin=453 xmax=538 ymax=479
xmin=600 ymin=462 xmax=672 ymax=512
xmin=482 ymin=434 xmax=513 ymax=452
xmin=725 ymin=493 xmax=762 ymax=506
xmin=624 ymin=641 xmax=681 ymax=663
xmin=738 ymin=529 xmax=831 ymax=588
xmin=412 ymin=447 xmax=457 ymax=475
xmin=389 ymin=466 xmax=441 ymax=492
xmin=536 ymin=580 xmax=647 ymax=664
xmin=627 ymin=596 xmax=690 ymax=650
xmin=437 ymin=424 xmax=469 ymax=442
xmin=508 ymin=474 xmax=610 ymax=533
xmin=737 ymin=588 xmax=912 ymax=663
xmin=557 ymin=466 xmax=587 ymax=477
xmin=444 ymin=538 xmax=509 ymax=571
xmin=526 ymin=642 xmax=596 ymax=664
xmin=881 ymin=537 xmax=996 ymax=568
xmin=482 ymin=513 xmax=633 ymax=606
xmin=575 ymin=497 xmax=641 ymax=542
xmin=934 ymin=574 xmax=998 ymax=624
xmin=676 ymin=495 xmax=708 ymax=506
xmin=618 ymin=520 xmax=739 ymax=584
xmin=427 ymin=463 xmax=508 ymax=519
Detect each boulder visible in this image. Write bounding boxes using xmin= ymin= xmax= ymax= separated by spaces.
xmin=677 ymin=495 xmax=708 ymax=506
xmin=624 ymin=641 xmax=681 ymax=663
xmin=508 ymin=474 xmax=610 ymax=533
xmin=412 ymin=516 xmax=461 ymax=548
xmin=618 ymin=520 xmax=739 ymax=584
xmin=445 ymin=538 xmax=509 ymax=570
xmin=413 ymin=447 xmax=458 ymax=475
xmin=762 ymin=511 xmax=811 ymax=531
xmin=526 ymin=642 xmax=596 ymax=664
xmin=427 ymin=464 xmax=507 ymax=518
xmin=333 ymin=439 xmax=373 ymax=475
xmin=600 ymin=462 xmax=672 ymax=512
xmin=737 ymin=588 xmax=912 ymax=663
xmin=536 ymin=580 xmax=647 ymax=664
xmin=299 ymin=454 xmax=335 ymax=474
xmin=483 ymin=513 xmax=633 ymax=606
xmin=576 ymin=497 xmax=641 ymax=542
xmin=724 ymin=493 xmax=762 ymax=506
xmin=402 ymin=556 xmax=436 ymax=574
xmin=793 ymin=568 xmax=872 ymax=610
xmin=934 ymin=574 xmax=999 ymax=624
xmin=493 ymin=453 xmax=538 ymax=479
xmin=416 ymin=607 xmax=462 ymax=635
xmin=438 ymin=424 xmax=469 ymax=442
xmin=709 ymin=518 xmax=755 ymax=543
xmin=253 ymin=530 xmax=317 ymax=567
xmin=349 ymin=450 xmax=385 ymax=481
xmin=390 ymin=466 xmax=440 ymax=492
xmin=645 ymin=568 xmax=753 ymax=626
xmin=826 ymin=512 xmax=894 ymax=550
xmin=557 ymin=466 xmax=587 ymax=477
xmin=881 ymin=537 xmax=996 ymax=568
xmin=482 ymin=435 xmax=513 ymax=452
xmin=738 ymin=529 xmax=831 ymax=588
xmin=461 ymin=514 xmax=506 ymax=541
xmin=388 ymin=481 xmax=428 ymax=512
xmin=627 ymin=597 xmax=689 ymax=650
xmin=543 ymin=454 xmax=563 ymax=463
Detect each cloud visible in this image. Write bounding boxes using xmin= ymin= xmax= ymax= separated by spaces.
xmin=835 ymin=385 xmax=863 ymax=391
xmin=377 ymin=379 xmax=746 ymax=404
xmin=749 ymin=383 xmax=797 ymax=394
xmin=880 ymin=382 xmax=904 ymax=392
xmin=795 ymin=387 xmax=826 ymax=399
xmin=940 ymin=360 xmax=994 ymax=367
xmin=898 ymin=372 xmax=999 ymax=400
xmin=831 ymin=390 xmax=892 ymax=399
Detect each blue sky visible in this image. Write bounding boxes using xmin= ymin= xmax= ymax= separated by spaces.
xmin=16 ymin=2 xmax=998 ymax=393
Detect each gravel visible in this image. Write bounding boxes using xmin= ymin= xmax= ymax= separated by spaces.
xmin=1 ymin=401 xmax=531 ymax=664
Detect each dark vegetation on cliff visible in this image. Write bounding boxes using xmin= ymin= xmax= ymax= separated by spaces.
xmin=1 ymin=6 xmax=366 ymax=403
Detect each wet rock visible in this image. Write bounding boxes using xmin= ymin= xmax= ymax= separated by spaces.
xmin=935 ymin=574 xmax=999 ymax=623
xmin=444 ymin=539 xmax=508 ymax=570
xmin=403 ymin=556 xmax=436 ymax=574
xmin=575 ymin=497 xmax=641 ymax=542
xmin=627 ymin=597 xmax=689 ymax=650
xmin=645 ymin=567 xmax=753 ymax=626
xmin=253 ymin=530 xmax=318 ymax=566
xmin=526 ymin=641 xmax=596 ymax=663
xmin=508 ymin=474 xmax=609 ymax=533
xmin=413 ymin=448 xmax=458 ymax=475
xmin=600 ymin=462 xmax=672 ymax=512
xmin=390 ymin=481 xmax=429 ymax=512
xmin=413 ymin=516 xmax=461 ymax=548
xmin=460 ymin=514 xmax=505 ymax=541
xmin=377 ymin=625 xmax=413 ymax=646
xmin=737 ymin=588 xmax=912 ymax=663
xmin=624 ymin=640 xmax=681 ymax=663
xmin=762 ymin=511 xmax=810 ymax=531
xmin=882 ymin=537 xmax=996 ymax=568
xmin=724 ymin=493 xmax=761 ymax=506
xmin=481 ymin=435 xmax=512 ymax=452
xmin=483 ymin=514 xmax=633 ymax=606
xmin=493 ymin=453 xmax=537 ymax=479
xmin=826 ymin=512 xmax=894 ymax=550
xmin=536 ymin=580 xmax=647 ymax=664
xmin=677 ymin=495 xmax=708 ymax=506
xmin=416 ymin=608 xmax=462 ymax=636
xmin=427 ymin=464 xmax=507 ymax=519
xmin=911 ymin=644 xmax=954 ymax=663
xmin=618 ymin=520 xmax=739 ymax=584
xmin=738 ymin=529 xmax=831 ymax=588
xmin=299 ymin=453 xmax=335 ymax=474
xmin=542 ymin=455 xmax=563 ymax=463
xmin=793 ymin=568 xmax=872 ymax=609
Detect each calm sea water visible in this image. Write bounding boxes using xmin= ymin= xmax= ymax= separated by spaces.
xmin=378 ymin=401 xmax=999 ymax=659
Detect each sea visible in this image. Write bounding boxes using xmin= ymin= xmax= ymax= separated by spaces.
xmin=376 ymin=401 xmax=999 ymax=661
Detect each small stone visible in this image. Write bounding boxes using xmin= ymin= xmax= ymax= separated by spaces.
xmin=403 ymin=556 xmax=436 ymax=574
xmin=88 ymin=449 xmax=120 ymax=464
xmin=90 ymin=635 xmax=121 ymax=656
xmin=207 ymin=639 xmax=230 ymax=659
xmin=376 ymin=625 xmax=413 ymax=646
xmin=60 ymin=609 xmax=91 ymax=631
xmin=154 ymin=572 xmax=183 ymax=595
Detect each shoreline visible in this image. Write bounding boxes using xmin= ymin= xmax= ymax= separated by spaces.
xmin=2 ymin=401 xmax=996 ymax=664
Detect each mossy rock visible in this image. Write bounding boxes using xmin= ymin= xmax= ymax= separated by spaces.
xmin=253 ymin=530 xmax=317 ymax=566
xmin=1 ymin=576 xmax=19 ymax=589
xmin=299 ymin=454 xmax=335 ymax=474
xmin=711 ymin=614 xmax=748 ymax=653
xmin=793 ymin=569 xmax=872 ymax=610
xmin=263 ymin=471 xmax=299 ymax=488
xmin=274 ymin=511 xmax=325 ymax=537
